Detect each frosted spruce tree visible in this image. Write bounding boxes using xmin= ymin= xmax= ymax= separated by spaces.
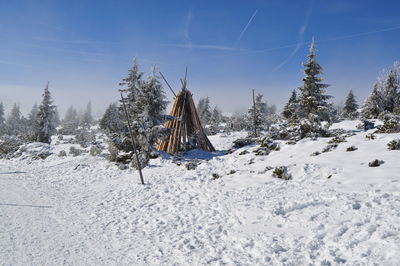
xmin=52 ymin=108 xmax=61 ymax=128
xmin=120 ymin=59 xmax=143 ymax=120
xmin=229 ymin=112 xmax=247 ymax=131
xmin=26 ymin=104 xmax=40 ymax=141
xmin=269 ymin=39 xmax=332 ymax=141
xmin=61 ymin=106 xmax=79 ymax=134
xmin=80 ymin=102 xmax=93 ymax=128
xmin=6 ymin=104 xmax=22 ymax=135
xmin=362 ymin=83 xmax=384 ymax=118
xmin=298 ymin=39 xmax=332 ymax=122
xmin=28 ymin=104 xmax=38 ymax=124
xmin=100 ymin=103 xmax=125 ymax=133
xmin=35 ymin=83 xmax=57 ymax=144
xmin=361 ymin=63 xmax=400 ymax=118
xmin=112 ymin=61 xmax=170 ymax=169
xmin=342 ymin=89 xmax=358 ymax=119
xmin=197 ymin=97 xmax=211 ymax=126
xmin=0 ymin=102 xmax=5 ymax=134
xmin=108 ymin=59 xmax=142 ymax=159
xmin=381 ymin=65 xmax=400 ymax=114
xmin=209 ymin=106 xmax=223 ymax=135
xmin=135 ymin=68 xmax=170 ymax=153
xmin=247 ymin=93 xmax=268 ymax=135
xmin=282 ymin=90 xmax=300 ymax=121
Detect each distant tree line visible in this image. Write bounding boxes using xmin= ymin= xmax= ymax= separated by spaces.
xmin=0 ymin=84 xmax=95 ymax=144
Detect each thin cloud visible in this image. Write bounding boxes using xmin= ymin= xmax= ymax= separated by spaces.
xmin=32 ymin=37 xmax=117 ymax=45
xmin=184 ymin=10 xmax=193 ymax=46
xmin=165 ymin=43 xmax=246 ymax=51
xmin=237 ymin=9 xmax=258 ymax=42
xmin=320 ymin=25 xmax=400 ymax=42
xmin=10 ymin=43 xmax=167 ymax=66
xmin=21 ymin=43 xmax=126 ymax=59
xmin=258 ymin=25 xmax=400 ymax=55
xmin=0 ymin=59 xmax=33 ymax=69
xmin=274 ymin=0 xmax=314 ymax=71
xmin=194 ymin=23 xmax=400 ymax=62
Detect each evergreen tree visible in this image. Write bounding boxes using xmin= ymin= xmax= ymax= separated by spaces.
xmin=36 ymin=83 xmax=57 ymax=144
xmin=120 ymin=59 xmax=143 ymax=123
xmin=298 ymin=38 xmax=332 ymax=122
xmin=209 ymin=106 xmax=222 ymax=134
xmin=0 ymin=103 xmax=5 ymax=134
xmin=52 ymin=108 xmax=61 ymax=128
xmin=135 ymin=68 xmax=170 ymax=149
xmin=247 ymin=93 xmax=268 ymax=135
xmin=112 ymin=62 xmax=170 ymax=169
xmin=267 ymin=104 xmax=277 ymax=116
xmin=6 ymin=103 xmax=22 ymax=135
xmin=282 ymin=90 xmax=300 ymax=120
xmin=100 ymin=103 xmax=125 ymax=133
xmin=27 ymin=104 xmax=40 ymax=141
xmin=197 ymin=97 xmax=211 ymax=126
xmin=362 ymin=83 xmax=384 ymax=119
xmin=342 ymin=89 xmax=358 ymax=119
xmin=381 ymin=65 xmax=400 ymax=113
xmin=229 ymin=112 xmax=247 ymax=131
xmin=61 ymin=106 xmax=79 ymax=134
xmin=80 ymin=102 xmax=93 ymax=128
xmin=140 ymin=70 xmax=169 ymax=126
xmin=28 ymin=104 xmax=39 ymax=124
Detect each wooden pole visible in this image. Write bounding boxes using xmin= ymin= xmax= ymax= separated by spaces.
xmin=184 ymin=66 xmax=188 ymax=89
xmin=120 ymin=92 xmax=145 ymax=185
xmin=159 ymin=72 xmax=176 ymax=97
xmin=252 ymin=89 xmax=257 ymax=137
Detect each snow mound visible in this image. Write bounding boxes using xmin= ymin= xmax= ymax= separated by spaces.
xmin=15 ymin=142 xmax=54 ymax=159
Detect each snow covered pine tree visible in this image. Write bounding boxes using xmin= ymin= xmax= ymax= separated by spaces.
xmin=282 ymin=89 xmax=300 ymax=121
xmin=80 ymin=102 xmax=93 ymax=129
xmin=35 ymin=83 xmax=57 ymax=144
xmin=197 ymin=97 xmax=211 ymax=126
xmin=362 ymin=62 xmax=400 ymax=118
xmin=272 ymin=38 xmax=333 ymax=140
xmin=0 ymin=102 xmax=5 ymax=135
xmin=26 ymin=104 xmax=39 ymax=141
xmin=60 ymin=106 xmax=79 ymax=134
xmin=342 ymin=89 xmax=358 ymax=119
xmin=6 ymin=104 xmax=23 ymax=136
xmin=209 ymin=106 xmax=223 ymax=135
xmin=100 ymin=103 xmax=125 ymax=133
xmin=247 ymin=93 xmax=268 ymax=136
xmin=362 ymin=83 xmax=384 ymax=119
xmin=381 ymin=64 xmax=400 ymax=114
xmin=115 ymin=60 xmax=170 ymax=169
xmin=298 ymin=38 xmax=332 ymax=122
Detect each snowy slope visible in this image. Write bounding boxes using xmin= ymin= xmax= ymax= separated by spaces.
xmin=0 ymin=121 xmax=399 ymax=265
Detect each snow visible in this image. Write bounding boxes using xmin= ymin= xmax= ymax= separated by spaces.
xmin=1 ymin=121 xmax=399 ymax=265
xmin=14 ymin=142 xmax=53 ymax=159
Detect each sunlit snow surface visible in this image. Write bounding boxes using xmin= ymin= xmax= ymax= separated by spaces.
xmin=1 ymin=120 xmax=399 ymax=265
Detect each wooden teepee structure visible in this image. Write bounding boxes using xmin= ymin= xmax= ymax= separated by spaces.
xmin=157 ymin=71 xmax=215 ymax=154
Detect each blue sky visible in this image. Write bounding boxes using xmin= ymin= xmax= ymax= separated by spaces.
xmin=0 ymin=0 xmax=400 ymax=116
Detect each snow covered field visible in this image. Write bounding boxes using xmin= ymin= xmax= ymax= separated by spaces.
xmin=1 ymin=120 xmax=399 ymax=265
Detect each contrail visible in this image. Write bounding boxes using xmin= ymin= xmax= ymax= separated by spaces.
xmin=274 ymin=43 xmax=301 ymax=71
xmin=273 ymin=25 xmax=400 ymax=68
xmin=274 ymin=0 xmax=314 ymax=71
xmin=184 ymin=10 xmax=193 ymax=47
xmin=238 ymin=9 xmax=258 ymax=41
xmin=320 ymin=25 xmax=400 ymax=43
xmin=164 ymin=43 xmax=246 ymax=51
